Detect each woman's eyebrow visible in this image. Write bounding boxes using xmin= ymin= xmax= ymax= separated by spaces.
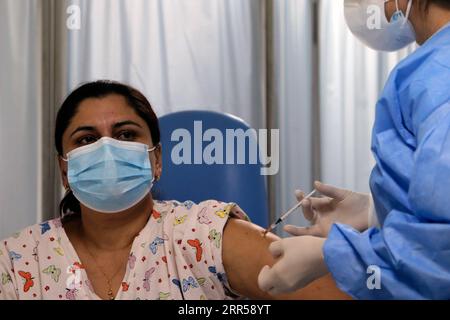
xmin=70 ymin=126 xmax=96 ymax=137
xmin=113 ymin=121 xmax=143 ymax=129
xmin=69 ymin=121 xmax=142 ymax=137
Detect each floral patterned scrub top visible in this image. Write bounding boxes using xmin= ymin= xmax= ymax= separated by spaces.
xmin=0 ymin=200 xmax=249 ymax=300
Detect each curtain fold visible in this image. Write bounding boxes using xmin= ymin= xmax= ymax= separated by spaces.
xmin=318 ymin=0 xmax=415 ymax=193
xmin=0 ymin=0 xmax=43 ymax=239
xmin=63 ymin=0 xmax=265 ymax=129
xmin=272 ymin=0 xmax=314 ymax=233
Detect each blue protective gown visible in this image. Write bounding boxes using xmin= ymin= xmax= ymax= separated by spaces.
xmin=323 ymin=24 xmax=450 ymax=299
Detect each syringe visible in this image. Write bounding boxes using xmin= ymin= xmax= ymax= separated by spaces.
xmin=263 ymin=189 xmax=317 ymax=236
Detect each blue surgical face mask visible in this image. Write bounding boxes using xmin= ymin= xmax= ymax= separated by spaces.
xmin=63 ymin=137 xmax=157 ymax=213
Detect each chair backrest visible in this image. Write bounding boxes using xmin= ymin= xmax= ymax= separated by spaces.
xmin=152 ymin=110 xmax=269 ymax=227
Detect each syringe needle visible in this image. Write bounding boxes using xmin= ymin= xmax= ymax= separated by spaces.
xmin=263 ymin=189 xmax=317 ymax=236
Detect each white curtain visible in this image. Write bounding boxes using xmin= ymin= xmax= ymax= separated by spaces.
xmin=270 ymin=0 xmax=416 ymax=233
xmin=318 ymin=0 xmax=415 ymax=193
xmin=0 ymin=0 xmax=43 ymax=239
xmin=272 ymin=0 xmax=314 ymax=232
xmin=63 ymin=0 xmax=265 ymax=129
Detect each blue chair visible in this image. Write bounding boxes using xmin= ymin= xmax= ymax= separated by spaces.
xmin=152 ymin=110 xmax=269 ymax=227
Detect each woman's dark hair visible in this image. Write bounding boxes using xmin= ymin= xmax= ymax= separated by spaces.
xmin=55 ymin=80 xmax=160 ymax=216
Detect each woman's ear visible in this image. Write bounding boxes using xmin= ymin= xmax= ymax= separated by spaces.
xmin=57 ymin=155 xmax=70 ymax=190
xmin=152 ymin=145 xmax=163 ymax=181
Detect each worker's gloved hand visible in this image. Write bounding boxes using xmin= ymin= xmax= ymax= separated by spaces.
xmin=258 ymin=236 xmax=328 ymax=295
xmin=285 ymin=181 xmax=375 ymax=238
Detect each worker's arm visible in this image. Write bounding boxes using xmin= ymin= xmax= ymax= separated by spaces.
xmin=222 ymin=218 xmax=351 ymax=300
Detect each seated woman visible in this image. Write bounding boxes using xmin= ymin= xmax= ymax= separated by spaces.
xmin=0 ymin=81 xmax=348 ymax=300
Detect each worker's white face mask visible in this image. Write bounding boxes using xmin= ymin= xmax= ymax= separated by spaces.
xmin=344 ymin=0 xmax=416 ymax=52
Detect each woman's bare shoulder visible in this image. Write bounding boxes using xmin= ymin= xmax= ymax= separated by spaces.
xmin=1 ymin=218 xmax=62 ymax=255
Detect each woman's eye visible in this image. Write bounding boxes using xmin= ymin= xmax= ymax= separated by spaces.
xmin=77 ymin=136 xmax=97 ymax=146
xmin=117 ymin=130 xmax=136 ymax=141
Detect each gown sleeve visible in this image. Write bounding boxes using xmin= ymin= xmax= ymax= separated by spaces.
xmin=0 ymin=241 xmax=19 ymax=300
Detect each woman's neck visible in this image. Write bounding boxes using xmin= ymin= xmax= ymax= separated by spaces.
xmin=78 ymin=195 xmax=153 ymax=251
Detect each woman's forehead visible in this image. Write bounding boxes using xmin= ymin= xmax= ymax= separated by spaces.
xmin=69 ymin=94 xmax=146 ymax=128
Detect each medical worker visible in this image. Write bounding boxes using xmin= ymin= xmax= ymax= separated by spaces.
xmin=258 ymin=0 xmax=450 ymax=299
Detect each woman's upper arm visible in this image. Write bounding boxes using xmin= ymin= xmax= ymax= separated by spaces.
xmin=222 ymin=218 xmax=351 ymax=300
xmin=222 ymin=218 xmax=278 ymax=299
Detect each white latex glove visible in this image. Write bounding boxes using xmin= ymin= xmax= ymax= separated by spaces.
xmin=258 ymin=236 xmax=328 ymax=295
xmin=285 ymin=181 xmax=377 ymax=238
